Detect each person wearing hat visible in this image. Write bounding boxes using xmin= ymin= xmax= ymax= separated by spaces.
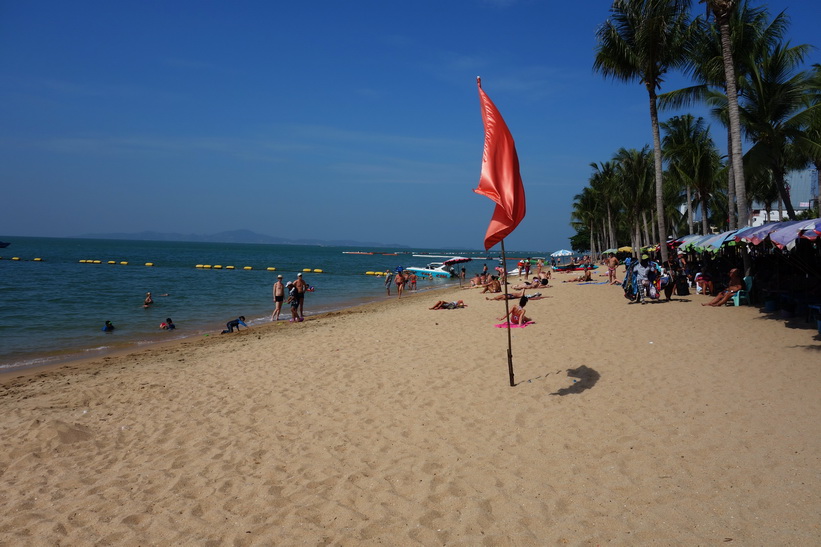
xmin=286 ymin=281 xmax=302 ymax=322
xmin=632 ymin=254 xmax=653 ymax=304
xmin=293 ymin=272 xmax=310 ymax=320
xmin=271 ymin=274 xmax=285 ymax=321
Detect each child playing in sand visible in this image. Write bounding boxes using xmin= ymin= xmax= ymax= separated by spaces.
xmin=221 ymin=316 xmax=248 ymax=333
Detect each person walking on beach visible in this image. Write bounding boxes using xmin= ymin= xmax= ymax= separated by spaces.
xmin=632 ymin=255 xmax=652 ymax=304
xmin=395 ymin=269 xmax=405 ymax=298
xmin=286 ymin=282 xmax=302 ymax=322
xmin=272 ymin=274 xmax=285 ymax=321
xmin=384 ymin=270 xmax=394 ymax=295
xmin=294 ymin=273 xmax=309 ymax=319
xmin=221 ymin=316 xmax=248 ymax=333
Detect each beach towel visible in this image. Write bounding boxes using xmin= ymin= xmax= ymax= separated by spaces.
xmin=495 ymin=321 xmax=534 ymax=328
xmin=578 ymin=281 xmax=609 ymax=285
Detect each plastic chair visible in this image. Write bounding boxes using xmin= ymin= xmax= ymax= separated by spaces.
xmin=731 ymin=276 xmax=753 ymax=306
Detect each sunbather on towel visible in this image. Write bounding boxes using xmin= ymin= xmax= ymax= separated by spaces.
xmin=498 ymin=296 xmax=532 ymax=325
xmin=430 ymin=300 xmax=466 ymax=310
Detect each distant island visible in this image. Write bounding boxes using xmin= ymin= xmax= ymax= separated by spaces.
xmin=77 ymin=229 xmax=409 ymax=249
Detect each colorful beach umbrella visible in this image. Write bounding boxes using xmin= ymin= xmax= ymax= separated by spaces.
xmin=769 ymin=219 xmax=820 ymax=249
xmin=551 ymin=249 xmax=573 ymax=257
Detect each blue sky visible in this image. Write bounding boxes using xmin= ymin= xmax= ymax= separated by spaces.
xmin=1 ymin=1 xmax=818 ymax=251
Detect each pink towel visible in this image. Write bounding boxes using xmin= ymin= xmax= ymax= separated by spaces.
xmin=495 ymin=321 xmax=534 ymax=328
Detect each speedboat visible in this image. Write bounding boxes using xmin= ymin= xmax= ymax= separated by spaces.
xmin=405 ymin=256 xmax=472 ymax=278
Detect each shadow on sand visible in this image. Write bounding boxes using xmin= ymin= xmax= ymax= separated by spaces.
xmin=551 ymin=365 xmax=600 ymax=396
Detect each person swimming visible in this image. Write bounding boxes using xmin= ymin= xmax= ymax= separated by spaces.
xmin=102 ymin=320 xmax=115 ymax=332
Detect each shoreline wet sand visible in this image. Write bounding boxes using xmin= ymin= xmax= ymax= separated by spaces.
xmin=2 ymin=267 xmax=819 ymax=544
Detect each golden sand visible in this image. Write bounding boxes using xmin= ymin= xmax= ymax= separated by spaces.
xmin=1 ymin=266 xmax=819 ymax=545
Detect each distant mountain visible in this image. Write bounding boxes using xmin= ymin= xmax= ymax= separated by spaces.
xmin=77 ymin=229 xmax=409 ymax=249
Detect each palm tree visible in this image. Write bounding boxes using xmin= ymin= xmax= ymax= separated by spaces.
xmin=738 ymin=42 xmax=817 ymax=220
xmin=594 ymin=0 xmax=693 ymax=264
xmin=662 ymin=1 xmax=790 ymax=228
xmin=661 ymin=114 xmax=722 ymax=235
xmin=614 ymin=146 xmax=655 ymax=255
xmin=571 ymin=187 xmax=600 ymax=255
xmin=702 ymin=0 xmax=751 ymax=228
xmin=796 ymin=64 xmax=821 ymax=213
xmin=588 ymin=161 xmax=620 ymax=249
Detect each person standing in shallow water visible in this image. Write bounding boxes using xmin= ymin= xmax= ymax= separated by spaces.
xmin=143 ymin=292 xmax=153 ymax=307
xmin=395 ymin=270 xmax=405 ymax=298
xmin=384 ymin=270 xmax=394 ymax=296
xmin=294 ymin=273 xmax=309 ymax=319
xmin=272 ymin=275 xmax=285 ymax=321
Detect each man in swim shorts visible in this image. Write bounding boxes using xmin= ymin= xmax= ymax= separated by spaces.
xmin=294 ymin=273 xmax=309 ymax=319
xmin=272 ymin=274 xmax=285 ymax=321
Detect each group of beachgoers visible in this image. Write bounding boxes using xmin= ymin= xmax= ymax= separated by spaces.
xmin=270 ymin=272 xmax=313 ymax=323
xmin=102 ymin=292 xmax=176 ymax=333
xmin=383 ymin=269 xmax=422 ymax=298
xmin=450 ymin=263 xmax=542 ymax=325
xmin=612 ymin=250 xmax=748 ymax=307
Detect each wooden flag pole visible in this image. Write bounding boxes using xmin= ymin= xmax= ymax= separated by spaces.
xmin=500 ymin=239 xmax=515 ymax=386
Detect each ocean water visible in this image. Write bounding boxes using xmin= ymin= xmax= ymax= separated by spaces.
xmin=0 ymin=237 xmax=508 ymax=371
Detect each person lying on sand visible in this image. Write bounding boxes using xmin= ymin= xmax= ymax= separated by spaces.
xmin=486 ymin=290 xmax=547 ymax=301
xmin=430 ymin=300 xmax=467 ymax=310
xmin=563 ymin=269 xmax=593 ymax=283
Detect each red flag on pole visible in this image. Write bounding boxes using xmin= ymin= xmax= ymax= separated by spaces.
xmin=473 ymin=77 xmax=526 ymax=251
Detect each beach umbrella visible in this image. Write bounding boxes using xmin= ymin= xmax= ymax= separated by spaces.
xmin=769 ymin=219 xmax=820 ymax=249
xmin=550 ymin=249 xmax=573 ymax=257
xmin=801 ymin=217 xmax=821 ymax=240
xmin=736 ymin=221 xmax=800 ymax=246
xmin=701 ymin=229 xmax=738 ymax=252
xmin=602 ymin=248 xmax=618 ymax=254
xmin=617 ymin=246 xmax=633 ymax=252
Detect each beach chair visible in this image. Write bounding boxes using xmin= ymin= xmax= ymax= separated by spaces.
xmin=731 ymin=276 xmax=753 ymax=306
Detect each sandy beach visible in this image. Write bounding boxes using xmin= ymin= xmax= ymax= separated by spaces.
xmin=1 ymin=266 xmax=820 ymax=545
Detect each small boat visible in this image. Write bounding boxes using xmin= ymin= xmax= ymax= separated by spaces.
xmin=0 ymin=241 xmax=9 ymax=248
xmin=405 ymin=256 xmax=472 ymax=278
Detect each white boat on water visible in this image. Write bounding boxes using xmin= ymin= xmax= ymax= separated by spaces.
xmin=405 ymin=257 xmax=472 ymax=278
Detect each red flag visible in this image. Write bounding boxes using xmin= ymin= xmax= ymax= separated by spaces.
xmin=473 ymin=78 xmax=526 ymax=250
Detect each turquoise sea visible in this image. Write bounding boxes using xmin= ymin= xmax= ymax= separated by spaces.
xmin=0 ymin=237 xmax=511 ymax=371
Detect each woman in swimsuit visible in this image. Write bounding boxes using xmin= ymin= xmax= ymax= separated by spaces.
xmin=498 ymin=296 xmax=532 ymax=325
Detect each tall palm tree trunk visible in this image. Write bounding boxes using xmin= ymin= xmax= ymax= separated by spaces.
xmin=726 ymin=132 xmax=736 ymax=230
xmin=701 ymin=196 xmax=710 ymax=235
xmin=648 ymin=88 xmax=669 ymax=262
xmin=686 ymin=185 xmax=694 ymax=234
xmin=718 ymin=16 xmax=749 ymax=228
